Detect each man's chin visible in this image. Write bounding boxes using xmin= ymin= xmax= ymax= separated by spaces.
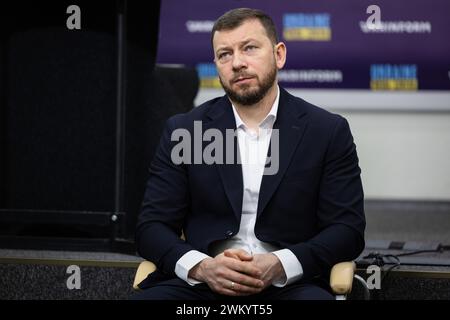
xmin=232 ymin=85 xmax=259 ymax=96
xmin=231 ymin=93 xmax=265 ymax=106
xmin=232 ymin=82 xmax=254 ymax=90
xmin=223 ymin=83 xmax=266 ymax=106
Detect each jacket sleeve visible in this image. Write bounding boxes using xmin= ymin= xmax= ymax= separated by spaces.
xmin=288 ymin=116 xmax=366 ymax=280
xmin=135 ymin=116 xmax=195 ymax=277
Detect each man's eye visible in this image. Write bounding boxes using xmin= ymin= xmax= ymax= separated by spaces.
xmin=218 ymin=52 xmax=230 ymax=59
xmin=244 ymin=45 xmax=257 ymax=51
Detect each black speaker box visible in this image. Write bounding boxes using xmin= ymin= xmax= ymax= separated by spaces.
xmin=0 ymin=0 xmax=198 ymax=252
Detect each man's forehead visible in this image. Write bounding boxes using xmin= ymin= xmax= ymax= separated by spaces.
xmin=213 ymin=19 xmax=267 ymax=48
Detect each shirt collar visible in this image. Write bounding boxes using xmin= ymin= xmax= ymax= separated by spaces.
xmin=231 ymin=85 xmax=280 ymax=130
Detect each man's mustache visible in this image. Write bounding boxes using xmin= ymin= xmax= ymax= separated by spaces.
xmin=231 ymin=72 xmax=257 ymax=83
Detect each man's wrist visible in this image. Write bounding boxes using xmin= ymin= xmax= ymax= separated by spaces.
xmin=269 ymin=253 xmax=286 ymax=282
xmin=188 ymin=257 xmax=212 ymax=282
xmin=175 ymin=250 xmax=211 ymax=285
xmin=271 ymin=249 xmax=303 ymax=287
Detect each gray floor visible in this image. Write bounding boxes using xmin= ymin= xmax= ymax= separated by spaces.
xmin=0 ymin=263 xmax=136 ymax=300
xmin=1 ymin=199 xmax=450 ymax=299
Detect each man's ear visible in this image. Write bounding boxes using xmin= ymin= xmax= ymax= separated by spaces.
xmin=274 ymin=42 xmax=287 ymax=70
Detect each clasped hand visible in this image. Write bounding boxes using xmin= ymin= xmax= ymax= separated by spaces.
xmin=188 ymin=249 xmax=286 ymax=296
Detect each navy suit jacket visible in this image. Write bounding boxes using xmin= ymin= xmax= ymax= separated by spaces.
xmin=136 ymin=87 xmax=365 ymax=287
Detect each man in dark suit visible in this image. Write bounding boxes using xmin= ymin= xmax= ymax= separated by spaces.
xmin=134 ymin=8 xmax=365 ymax=300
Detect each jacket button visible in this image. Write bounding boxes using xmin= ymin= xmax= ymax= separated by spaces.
xmin=226 ymin=230 xmax=233 ymax=237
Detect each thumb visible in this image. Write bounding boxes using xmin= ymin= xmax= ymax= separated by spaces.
xmin=224 ymin=249 xmax=253 ymax=261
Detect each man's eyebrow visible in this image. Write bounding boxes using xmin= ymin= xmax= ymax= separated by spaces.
xmin=215 ymin=39 xmax=260 ymax=54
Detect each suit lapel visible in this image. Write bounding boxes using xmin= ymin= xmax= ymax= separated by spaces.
xmin=257 ymin=88 xmax=308 ymax=216
xmin=204 ymin=96 xmax=243 ymax=222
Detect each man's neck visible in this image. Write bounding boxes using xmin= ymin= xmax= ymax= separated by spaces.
xmin=231 ymin=83 xmax=278 ymax=132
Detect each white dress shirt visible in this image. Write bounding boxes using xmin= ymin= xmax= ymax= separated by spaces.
xmin=175 ymin=86 xmax=303 ymax=287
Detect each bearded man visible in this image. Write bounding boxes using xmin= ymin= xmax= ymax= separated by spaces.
xmin=134 ymin=8 xmax=365 ymax=300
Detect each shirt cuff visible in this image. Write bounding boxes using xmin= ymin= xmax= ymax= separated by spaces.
xmin=175 ymin=250 xmax=211 ymax=286
xmin=271 ymin=249 xmax=303 ymax=287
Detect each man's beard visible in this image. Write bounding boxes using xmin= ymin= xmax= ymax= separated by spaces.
xmin=220 ymin=64 xmax=277 ymax=106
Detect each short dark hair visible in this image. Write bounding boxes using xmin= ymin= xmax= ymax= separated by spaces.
xmin=211 ymin=8 xmax=279 ymax=48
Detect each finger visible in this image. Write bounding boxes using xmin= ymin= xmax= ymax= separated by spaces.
xmin=208 ymin=282 xmax=238 ymax=296
xmin=218 ymin=280 xmax=261 ymax=296
xmin=223 ymin=251 xmax=241 ymax=260
xmin=226 ymin=270 xmax=264 ymax=289
xmin=229 ymin=281 xmax=263 ymax=295
xmin=224 ymin=249 xmax=253 ymax=261
xmin=210 ymin=279 xmax=252 ymax=297
xmin=226 ymin=259 xmax=262 ymax=278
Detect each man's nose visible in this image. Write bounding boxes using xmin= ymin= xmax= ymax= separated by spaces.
xmin=231 ymin=51 xmax=247 ymax=70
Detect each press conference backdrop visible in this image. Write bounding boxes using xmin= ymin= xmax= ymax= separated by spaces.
xmin=157 ymin=0 xmax=450 ymax=91
xmin=157 ymin=0 xmax=450 ymax=200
